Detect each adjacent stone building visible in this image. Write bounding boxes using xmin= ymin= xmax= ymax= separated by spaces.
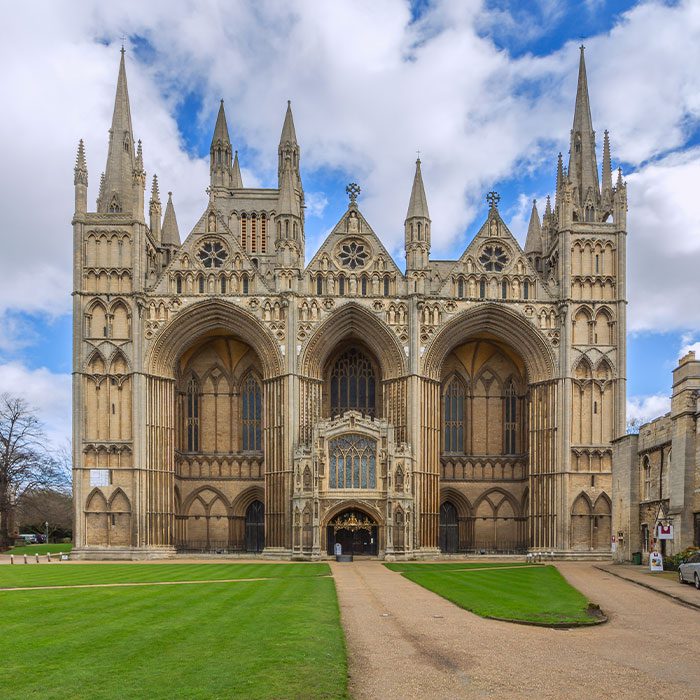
xmin=71 ymin=47 xmax=628 ymax=559
xmin=613 ymin=352 xmax=700 ymax=561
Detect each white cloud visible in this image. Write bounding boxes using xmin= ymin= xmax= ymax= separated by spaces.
xmin=679 ymin=332 xmax=700 ymax=359
xmin=0 ymin=0 xmax=699 ymax=338
xmin=0 ymin=362 xmax=71 ymax=449
xmin=627 ymin=393 xmax=671 ymax=426
xmin=305 ymin=191 xmax=329 ymax=219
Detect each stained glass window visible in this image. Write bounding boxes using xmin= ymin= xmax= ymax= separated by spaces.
xmin=241 ymin=375 xmax=262 ymax=451
xmin=329 ymin=434 xmax=377 ymax=489
xmin=330 ymin=348 xmax=376 ymax=417
xmin=186 ymin=377 xmax=199 ymax=452
xmin=443 ymin=377 xmax=465 ymax=453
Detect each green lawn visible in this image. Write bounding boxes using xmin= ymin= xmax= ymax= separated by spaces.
xmin=1 ymin=563 xmax=347 ymax=700
xmin=0 ymin=562 xmax=328 ymax=588
xmin=1 ymin=543 xmax=73 ymax=556
xmin=391 ymin=563 xmax=601 ymax=626
xmin=385 ymin=561 xmax=533 ymax=573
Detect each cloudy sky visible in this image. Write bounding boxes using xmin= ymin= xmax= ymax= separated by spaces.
xmin=1 ymin=0 xmax=699 ymax=446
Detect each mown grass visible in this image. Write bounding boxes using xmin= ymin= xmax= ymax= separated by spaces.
xmin=1 ymin=543 xmax=73 ymax=556
xmin=392 ymin=563 xmax=600 ymax=626
xmin=0 ymin=562 xmax=329 ymax=588
xmin=1 ymin=564 xmax=346 ymax=700
xmin=385 ymin=561 xmax=533 ymax=573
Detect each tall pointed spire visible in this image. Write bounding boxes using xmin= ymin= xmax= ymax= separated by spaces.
xmin=567 ymin=46 xmax=600 ymax=217
xmin=524 ymin=200 xmax=542 ymax=254
xmin=602 ymin=129 xmax=612 ymax=194
xmin=149 ymin=174 xmax=162 ymax=243
xmin=99 ymin=48 xmax=136 ymax=214
xmin=231 ymin=150 xmax=243 ymax=188
xmin=161 ymin=191 xmax=181 ymax=247
xmin=555 ymin=152 xmax=564 ymax=211
xmin=405 ymin=158 xmax=430 ymax=220
xmin=74 ymin=139 xmax=88 ymax=214
xmin=210 ymin=100 xmax=232 ymax=189
xmin=277 ymin=154 xmax=301 ymax=219
xmin=278 ymin=101 xmax=301 ymax=189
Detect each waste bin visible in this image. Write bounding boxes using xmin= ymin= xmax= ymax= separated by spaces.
xmin=632 ymin=551 xmax=642 ymax=565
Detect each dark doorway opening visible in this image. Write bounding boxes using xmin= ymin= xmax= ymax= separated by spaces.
xmin=439 ymin=501 xmax=458 ymax=553
xmin=326 ymin=509 xmax=378 ymax=556
xmin=245 ymin=500 xmax=265 ymax=553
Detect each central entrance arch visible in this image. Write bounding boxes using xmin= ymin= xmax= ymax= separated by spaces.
xmin=326 ymin=509 xmax=378 ymax=556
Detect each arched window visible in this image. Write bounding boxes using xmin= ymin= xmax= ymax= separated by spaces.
xmin=338 ymin=275 xmax=345 ymax=296
xmin=501 ymin=280 xmax=507 ymax=299
xmin=457 ymin=278 xmax=464 ymax=299
xmin=261 ymin=214 xmax=267 ymax=253
xmin=330 ymin=348 xmax=376 ymax=417
xmin=241 ymin=375 xmax=262 ymax=451
xmin=220 ymin=276 xmax=226 ymax=294
xmin=186 ymin=377 xmax=199 ymax=452
xmin=242 ymin=274 xmax=249 ymax=295
xmin=417 ymin=222 xmax=422 ymax=240
xmin=329 ymin=434 xmax=376 ymax=488
xmin=245 ymin=500 xmax=265 ymax=552
xmin=251 ymin=214 xmax=257 ymax=253
xmin=642 ymin=456 xmax=651 ymax=500
xmin=504 ymin=380 xmax=517 ymax=454
xmin=523 ymin=279 xmax=529 ymax=300
xmin=198 ymin=276 xmax=205 ymax=294
xmin=383 ymin=275 xmax=390 ymax=297
xmin=176 ymin=275 xmax=182 ymax=294
xmin=479 ymin=279 xmax=486 ymax=298
xmin=240 ymin=214 xmax=247 ymax=250
xmin=439 ymin=502 xmax=458 ymax=553
xmin=443 ymin=377 xmax=465 ymax=453
xmin=316 ymin=275 xmax=323 ymax=295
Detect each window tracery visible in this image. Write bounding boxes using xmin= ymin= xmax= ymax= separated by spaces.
xmin=197 ymin=241 xmax=228 ymax=268
xmin=338 ymin=240 xmax=369 ymax=270
xmin=479 ymin=245 xmax=508 ymax=272
xmin=241 ymin=375 xmax=262 ymax=451
xmin=330 ymin=348 xmax=376 ymax=417
xmin=329 ymin=434 xmax=377 ymax=489
xmin=443 ymin=377 xmax=465 ymax=453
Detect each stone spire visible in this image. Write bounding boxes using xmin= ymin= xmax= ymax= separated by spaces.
xmin=231 ymin=150 xmax=243 ymax=189
xmin=99 ymin=48 xmax=136 ymax=214
xmin=554 ymin=152 xmax=564 ymax=212
xmin=210 ymin=100 xmax=233 ymax=189
xmin=278 ymin=154 xmax=301 ymax=219
xmin=161 ymin=191 xmax=181 ymax=247
xmin=278 ymin=101 xmax=301 ymax=189
xmin=404 ymin=158 xmax=431 ymax=278
xmin=567 ymin=46 xmax=600 ymax=217
xmin=524 ymin=200 xmax=542 ymax=255
xmin=405 ymin=158 xmax=430 ymax=220
xmin=74 ymin=139 xmax=88 ymax=214
xmin=149 ymin=174 xmax=162 ymax=243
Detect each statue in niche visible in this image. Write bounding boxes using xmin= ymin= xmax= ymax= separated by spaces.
xmin=490 ymin=218 xmax=498 ymax=237
xmin=208 ymin=212 xmax=216 ymax=232
xmin=348 ymin=212 xmax=359 ymax=233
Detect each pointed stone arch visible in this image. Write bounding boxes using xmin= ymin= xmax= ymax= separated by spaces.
xmin=147 ymin=298 xmax=283 ymax=379
xmin=299 ymin=301 xmax=406 ymax=380
xmin=423 ymin=303 xmax=554 ymax=383
xmin=231 ymin=485 xmax=265 ymax=518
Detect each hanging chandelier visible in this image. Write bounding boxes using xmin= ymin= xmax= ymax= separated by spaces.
xmin=333 ymin=512 xmax=374 ymax=533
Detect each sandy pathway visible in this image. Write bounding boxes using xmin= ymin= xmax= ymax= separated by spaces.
xmin=331 ymin=560 xmax=700 ymax=700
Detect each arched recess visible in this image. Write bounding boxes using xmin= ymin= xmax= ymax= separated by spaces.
xmin=181 ymin=486 xmax=232 ymax=550
xmin=423 ymin=304 xmax=555 ymax=383
xmin=231 ymin=486 xmax=265 ymax=552
xmin=570 ymin=492 xmax=595 ymax=550
xmin=472 ymin=487 xmax=522 ymax=552
xmin=147 ymin=299 xmax=283 ymax=380
xmin=592 ymin=493 xmax=612 ymax=550
xmin=299 ymin=301 xmax=407 ymax=380
xmin=439 ymin=488 xmax=473 ymax=553
xmin=85 ymin=489 xmax=109 ymax=546
xmin=572 ymin=306 xmax=592 ymax=345
xmin=108 ymin=488 xmax=132 ymax=547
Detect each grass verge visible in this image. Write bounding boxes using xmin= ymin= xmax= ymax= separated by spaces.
xmin=1 ymin=543 xmax=73 ymax=556
xmin=1 ymin=563 xmax=346 ymax=700
xmin=392 ymin=563 xmax=603 ymax=626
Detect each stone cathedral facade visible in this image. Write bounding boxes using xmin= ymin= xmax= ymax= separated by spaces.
xmin=72 ymin=47 xmax=627 ymax=559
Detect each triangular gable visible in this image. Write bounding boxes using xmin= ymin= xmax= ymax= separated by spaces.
xmin=152 ymin=205 xmax=272 ymax=294
xmin=305 ymin=205 xmax=404 ymax=279
xmin=437 ymin=207 xmax=553 ymax=300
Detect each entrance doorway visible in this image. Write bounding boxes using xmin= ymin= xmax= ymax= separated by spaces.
xmin=327 ymin=509 xmax=378 ymax=556
xmin=439 ymin=502 xmax=458 ymax=553
xmin=245 ymin=500 xmax=265 ymax=552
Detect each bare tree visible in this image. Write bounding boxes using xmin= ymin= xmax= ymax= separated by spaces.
xmin=0 ymin=394 xmax=69 ymax=549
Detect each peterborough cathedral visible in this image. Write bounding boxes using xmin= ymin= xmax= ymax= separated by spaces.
xmin=72 ymin=47 xmax=627 ymax=559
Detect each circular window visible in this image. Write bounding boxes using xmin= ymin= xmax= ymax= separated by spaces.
xmin=197 ymin=241 xmax=228 ymax=268
xmin=479 ymin=245 xmax=508 ymax=272
xmin=338 ymin=240 xmax=369 ymax=270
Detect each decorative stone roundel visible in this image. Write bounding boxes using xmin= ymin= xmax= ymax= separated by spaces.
xmin=479 ymin=244 xmax=508 ymax=272
xmin=197 ymin=240 xmax=228 ymax=268
xmin=338 ymin=240 xmax=369 ymax=270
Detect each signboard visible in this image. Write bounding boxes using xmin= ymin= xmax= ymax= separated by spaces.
xmin=656 ymin=524 xmax=674 ymax=540
xmin=649 ymin=552 xmax=663 ymax=572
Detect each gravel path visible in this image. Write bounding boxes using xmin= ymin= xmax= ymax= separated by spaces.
xmin=331 ymin=560 xmax=700 ymax=700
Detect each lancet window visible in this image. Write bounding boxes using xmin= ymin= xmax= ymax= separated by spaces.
xmin=186 ymin=377 xmax=200 ymax=452
xmin=504 ymin=380 xmax=517 ymax=454
xmin=329 ymin=434 xmax=377 ymax=489
xmin=443 ymin=377 xmax=465 ymax=453
xmin=241 ymin=375 xmax=262 ymax=451
xmin=330 ymin=348 xmax=376 ymax=417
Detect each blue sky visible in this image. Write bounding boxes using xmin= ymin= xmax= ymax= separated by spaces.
xmin=1 ymin=0 xmax=699 ymax=444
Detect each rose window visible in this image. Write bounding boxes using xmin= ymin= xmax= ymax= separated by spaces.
xmin=338 ymin=241 xmax=369 ymax=270
xmin=198 ymin=241 xmax=228 ymax=268
xmin=479 ymin=245 xmax=508 ymax=272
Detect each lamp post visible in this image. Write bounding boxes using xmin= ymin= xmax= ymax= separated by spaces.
xmin=44 ymin=521 xmax=49 ymax=545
